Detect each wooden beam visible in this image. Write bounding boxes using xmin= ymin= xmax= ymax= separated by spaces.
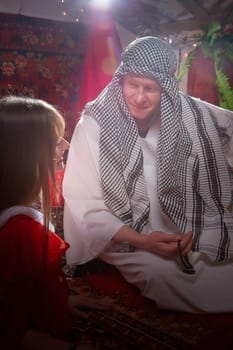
xmin=159 ymin=18 xmax=203 ymax=34
xmin=176 ymin=0 xmax=210 ymax=21
xmin=158 ymin=12 xmax=229 ymax=34
xmin=221 ymin=2 xmax=233 ymax=23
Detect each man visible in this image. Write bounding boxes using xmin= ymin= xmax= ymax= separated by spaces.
xmin=63 ymin=36 xmax=233 ymax=312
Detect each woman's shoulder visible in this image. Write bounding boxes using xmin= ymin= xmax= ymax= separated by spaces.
xmin=0 ymin=211 xmax=44 ymax=238
xmin=0 ymin=208 xmax=68 ymax=269
xmin=0 ymin=206 xmax=66 ymax=249
xmin=0 ymin=206 xmax=44 ymax=228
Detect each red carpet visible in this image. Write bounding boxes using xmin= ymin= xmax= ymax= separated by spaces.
xmin=67 ymin=262 xmax=233 ymax=350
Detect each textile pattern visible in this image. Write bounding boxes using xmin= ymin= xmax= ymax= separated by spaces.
xmin=0 ymin=13 xmax=87 ymax=139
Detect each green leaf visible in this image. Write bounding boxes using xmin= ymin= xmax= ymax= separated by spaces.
xmin=215 ymin=59 xmax=233 ymax=111
xmin=177 ymin=50 xmax=196 ymax=81
xmin=176 ymin=21 xmax=233 ymax=110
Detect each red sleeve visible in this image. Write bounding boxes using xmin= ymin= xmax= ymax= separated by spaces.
xmin=0 ymin=215 xmax=70 ymax=348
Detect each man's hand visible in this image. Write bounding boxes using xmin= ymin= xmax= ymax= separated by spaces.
xmin=142 ymin=231 xmax=193 ymax=258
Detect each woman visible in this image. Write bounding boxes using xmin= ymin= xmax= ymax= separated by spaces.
xmin=0 ymin=96 xmax=110 ymax=350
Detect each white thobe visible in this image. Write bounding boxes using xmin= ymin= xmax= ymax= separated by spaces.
xmin=63 ymin=109 xmax=233 ymax=313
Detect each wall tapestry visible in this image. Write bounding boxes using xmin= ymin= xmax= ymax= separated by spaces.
xmin=0 ymin=13 xmax=87 ymax=139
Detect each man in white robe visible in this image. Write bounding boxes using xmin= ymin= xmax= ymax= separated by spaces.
xmin=63 ymin=36 xmax=233 ymax=313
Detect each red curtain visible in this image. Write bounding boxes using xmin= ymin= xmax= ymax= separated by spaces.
xmin=187 ymin=47 xmax=220 ymax=105
xmin=75 ymin=6 xmax=122 ymax=122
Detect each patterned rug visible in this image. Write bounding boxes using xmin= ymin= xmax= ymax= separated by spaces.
xmin=66 ymin=261 xmax=233 ymax=350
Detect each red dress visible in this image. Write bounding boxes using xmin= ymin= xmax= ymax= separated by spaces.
xmin=0 ymin=207 xmax=70 ymax=349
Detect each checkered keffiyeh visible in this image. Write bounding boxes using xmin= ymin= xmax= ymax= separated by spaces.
xmin=84 ymin=36 xmax=233 ymax=261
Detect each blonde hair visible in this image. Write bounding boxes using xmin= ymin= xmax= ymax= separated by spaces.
xmin=0 ymin=96 xmax=65 ymax=232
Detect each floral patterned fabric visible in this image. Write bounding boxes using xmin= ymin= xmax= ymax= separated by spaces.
xmin=0 ymin=13 xmax=87 ymax=139
xmin=68 ymin=261 xmax=233 ymax=350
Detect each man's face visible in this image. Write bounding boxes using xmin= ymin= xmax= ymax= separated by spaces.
xmin=122 ymin=73 xmax=162 ymax=127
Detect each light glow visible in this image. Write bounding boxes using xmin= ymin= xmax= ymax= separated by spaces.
xmin=91 ymin=0 xmax=111 ymax=9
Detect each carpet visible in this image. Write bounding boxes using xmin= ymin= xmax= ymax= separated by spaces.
xmin=66 ymin=260 xmax=233 ymax=350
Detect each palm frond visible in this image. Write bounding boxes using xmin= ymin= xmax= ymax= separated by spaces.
xmin=214 ymin=58 xmax=233 ymax=111
xmin=177 ymin=50 xmax=196 ymax=81
xmin=177 ymin=22 xmax=233 ymax=110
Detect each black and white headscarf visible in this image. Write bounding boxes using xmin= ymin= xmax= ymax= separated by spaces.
xmin=84 ymin=36 xmax=233 ymax=261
